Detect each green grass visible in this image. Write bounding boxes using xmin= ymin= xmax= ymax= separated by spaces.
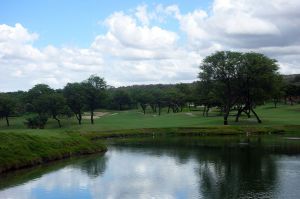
xmin=0 ymin=131 xmax=106 ymax=173
xmin=0 ymin=103 xmax=299 ymax=173
xmin=1 ymin=103 xmax=299 ymax=132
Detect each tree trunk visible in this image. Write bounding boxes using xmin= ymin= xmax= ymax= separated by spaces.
xmin=250 ymin=108 xmax=262 ymax=123
xmin=54 ymin=116 xmax=61 ymax=128
xmin=158 ymin=104 xmax=161 ymax=116
xmin=274 ymin=99 xmax=277 ymax=108
xmin=235 ymin=107 xmax=244 ymax=122
xmin=76 ymin=113 xmax=82 ymax=125
xmin=243 ymin=108 xmax=251 ymax=118
xmin=223 ymin=109 xmax=229 ymax=125
xmin=91 ymin=111 xmax=94 ymax=124
xmin=202 ymin=106 xmax=206 ymax=116
xmin=79 ymin=113 xmax=82 ymax=125
xmin=5 ymin=115 xmax=9 ymax=127
xmin=172 ymin=105 xmax=175 ymax=113
xmin=289 ymin=96 xmax=294 ymax=106
xmin=167 ymin=105 xmax=170 ymax=113
xmin=284 ymin=96 xmax=287 ymax=104
xmin=141 ymin=104 xmax=146 ymax=114
xmin=206 ymin=107 xmax=209 ymax=117
xmin=150 ymin=104 xmax=156 ymax=113
xmin=224 ymin=115 xmax=229 ymax=125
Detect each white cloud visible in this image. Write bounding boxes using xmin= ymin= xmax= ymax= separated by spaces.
xmin=99 ymin=12 xmax=178 ymax=51
xmin=0 ymin=23 xmax=38 ymax=43
xmin=165 ymin=0 xmax=300 ymax=73
xmin=135 ymin=4 xmax=151 ymax=26
xmin=1 ymin=1 xmax=300 ymax=91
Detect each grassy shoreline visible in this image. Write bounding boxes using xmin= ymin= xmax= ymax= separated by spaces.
xmin=0 ymin=104 xmax=299 ymax=174
xmin=1 ymin=125 xmax=299 ymax=174
xmin=0 ymin=132 xmax=106 ymax=174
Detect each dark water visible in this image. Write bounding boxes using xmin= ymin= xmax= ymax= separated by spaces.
xmin=1 ymin=136 xmax=300 ymax=199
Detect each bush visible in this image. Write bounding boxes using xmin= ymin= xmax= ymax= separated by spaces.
xmin=24 ymin=115 xmax=48 ymax=129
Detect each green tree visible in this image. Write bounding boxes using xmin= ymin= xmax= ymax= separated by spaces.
xmin=63 ymin=83 xmax=85 ymax=125
xmin=199 ymin=51 xmax=280 ymax=125
xmin=26 ymin=84 xmax=54 ymax=115
xmin=82 ymin=75 xmax=107 ymax=124
xmin=112 ymin=89 xmax=131 ymax=110
xmin=43 ymin=93 xmax=66 ymax=128
xmin=235 ymin=52 xmax=280 ymax=122
xmin=0 ymin=94 xmax=16 ymax=126
xmin=199 ymin=51 xmax=242 ymax=125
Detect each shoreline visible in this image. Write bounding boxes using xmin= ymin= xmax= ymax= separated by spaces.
xmin=1 ymin=125 xmax=299 ymax=174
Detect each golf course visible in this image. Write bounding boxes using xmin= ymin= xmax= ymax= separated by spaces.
xmin=1 ymin=102 xmax=299 ymax=174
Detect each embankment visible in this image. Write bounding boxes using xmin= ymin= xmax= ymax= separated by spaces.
xmin=0 ymin=132 xmax=106 ymax=174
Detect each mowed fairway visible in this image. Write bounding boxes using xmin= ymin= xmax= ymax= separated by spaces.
xmin=1 ymin=103 xmax=299 ymax=133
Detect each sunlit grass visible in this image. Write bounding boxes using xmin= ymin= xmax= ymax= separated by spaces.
xmin=0 ymin=103 xmax=299 ymax=133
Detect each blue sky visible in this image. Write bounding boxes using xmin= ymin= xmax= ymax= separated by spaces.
xmin=0 ymin=0 xmax=211 ymax=47
xmin=0 ymin=0 xmax=300 ymax=91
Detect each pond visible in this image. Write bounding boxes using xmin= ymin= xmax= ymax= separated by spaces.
xmin=1 ymin=135 xmax=300 ymax=199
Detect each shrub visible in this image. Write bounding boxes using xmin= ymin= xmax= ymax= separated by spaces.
xmin=24 ymin=115 xmax=48 ymax=129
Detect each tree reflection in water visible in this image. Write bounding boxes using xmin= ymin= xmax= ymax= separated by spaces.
xmin=77 ymin=155 xmax=108 ymax=178
xmin=195 ymin=147 xmax=277 ymax=199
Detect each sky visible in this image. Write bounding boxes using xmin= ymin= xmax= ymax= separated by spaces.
xmin=1 ymin=0 xmax=300 ymax=91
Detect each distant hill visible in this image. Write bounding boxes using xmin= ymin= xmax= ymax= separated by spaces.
xmin=282 ymin=74 xmax=300 ymax=85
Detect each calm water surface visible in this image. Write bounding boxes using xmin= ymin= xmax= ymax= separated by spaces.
xmin=1 ymin=136 xmax=300 ymax=199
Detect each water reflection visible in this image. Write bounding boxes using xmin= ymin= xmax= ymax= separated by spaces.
xmin=76 ymin=155 xmax=107 ymax=178
xmin=0 ymin=136 xmax=300 ymax=199
xmin=195 ymin=148 xmax=277 ymax=199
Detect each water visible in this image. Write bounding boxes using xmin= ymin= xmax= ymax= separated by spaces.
xmin=1 ymin=136 xmax=300 ymax=199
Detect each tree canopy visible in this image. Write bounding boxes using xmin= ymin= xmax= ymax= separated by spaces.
xmin=199 ymin=51 xmax=280 ymax=125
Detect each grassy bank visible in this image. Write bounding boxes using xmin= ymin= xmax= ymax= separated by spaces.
xmin=0 ymin=103 xmax=299 ymax=173
xmin=0 ymin=132 xmax=106 ymax=174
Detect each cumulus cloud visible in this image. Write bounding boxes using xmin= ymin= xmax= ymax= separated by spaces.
xmin=0 ymin=24 xmax=105 ymax=91
xmin=167 ymin=0 xmax=300 ymax=73
xmin=0 ymin=1 xmax=300 ymax=91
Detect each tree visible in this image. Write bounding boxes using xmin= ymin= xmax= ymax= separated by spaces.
xmin=136 ymin=90 xmax=150 ymax=114
xmin=0 ymin=94 xmax=16 ymax=126
xmin=271 ymin=75 xmax=284 ymax=108
xmin=82 ymin=75 xmax=107 ymax=124
xmin=63 ymin=83 xmax=85 ymax=125
xmin=235 ymin=52 xmax=280 ymax=123
xmin=112 ymin=90 xmax=131 ymax=110
xmin=199 ymin=51 xmax=280 ymax=125
xmin=196 ymin=81 xmax=221 ymax=117
xmin=199 ymin=51 xmax=242 ymax=125
xmin=283 ymin=84 xmax=299 ymax=105
xmin=26 ymin=84 xmax=54 ymax=115
xmin=43 ymin=93 xmax=66 ymax=128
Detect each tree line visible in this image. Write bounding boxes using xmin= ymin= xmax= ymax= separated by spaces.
xmin=1 ymin=51 xmax=300 ymax=128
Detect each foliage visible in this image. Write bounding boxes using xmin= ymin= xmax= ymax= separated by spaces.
xmin=63 ymin=82 xmax=85 ymax=125
xmin=111 ymin=89 xmax=132 ymax=110
xmin=24 ymin=115 xmax=48 ymax=129
xmin=82 ymin=75 xmax=107 ymax=124
xmin=0 ymin=94 xmax=16 ymax=126
xmin=199 ymin=51 xmax=280 ymax=125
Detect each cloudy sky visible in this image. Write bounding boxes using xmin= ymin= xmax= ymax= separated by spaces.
xmin=1 ymin=0 xmax=300 ymax=91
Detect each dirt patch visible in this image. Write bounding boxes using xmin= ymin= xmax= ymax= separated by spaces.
xmin=110 ymin=113 xmax=119 ymax=116
xmin=185 ymin=113 xmax=195 ymax=117
xmin=82 ymin=112 xmax=109 ymax=119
